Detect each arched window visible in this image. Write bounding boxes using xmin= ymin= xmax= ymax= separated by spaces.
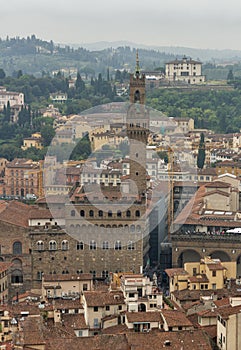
xmin=130 ymin=225 xmax=135 ymax=233
xmin=90 ymin=240 xmax=96 ymax=250
xmin=36 ymin=241 xmax=44 ymax=251
xmin=126 ymin=210 xmax=131 ymax=217
xmin=98 ymin=210 xmax=103 ymax=217
xmin=49 ymin=240 xmax=57 ymax=251
xmin=11 ymin=259 xmax=23 ymax=284
xmin=37 ymin=271 xmax=43 ymax=280
xmin=102 ymin=241 xmax=109 ymax=250
xmin=13 ymin=241 xmax=22 ymax=255
xmin=108 ymin=210 xmax=112 ymax=218
xmin=117 ymin=210 xmax=122 ymax=217
xmin=128 ymin=241 xmax=135 ymax=250
xmin=115 ymin=241 xmax=122 ymax=250
xmin=71 ymin=210 xmax=75 ymax=217
xmin=77 ymin=241 xmax=84 ymax=250
xmin=62 ymin=270 xmax=69 ymax=274
xmin=89 ymin=210 xmax=94 ymax=217
xmin=136 ymin=225 xmax=141 ymax=232
xmin=80 ymin=210 xmax=85 ymax=217
xmin=135 ymin=210 xmax=140 ymax=217
xmin=77 ymin=269 xmax=83 ymax=274
xmin=61 ymin=240 xmax=69 ymax=251
xmin=11 ymin=269 xmax=23 ymax=284
xmin=102 ymin=270 xmax=109 ymax=278
xmin=90 ymin=270 xmax=96 ymax=278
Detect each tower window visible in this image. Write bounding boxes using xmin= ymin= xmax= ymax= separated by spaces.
xmin=90 ymin=240 xmax=97 ymax=250
xmin=115 ymin=241 xmax=122 ymax=250
xmin=77 ymin=241 xmax=84 ymax=250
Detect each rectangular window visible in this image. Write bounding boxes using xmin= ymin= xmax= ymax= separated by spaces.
xmin=212 ymin=271 xmax=216 ymax=277
xmin=83 ymin=284 xmax=88 ymax=291
xmin=212 ymin=283 xmax=216 ymax=290
xmin=94 ymin=306 xmax=98 ymax=312
xmin=106 ymin=305 xmax=110 ymax=311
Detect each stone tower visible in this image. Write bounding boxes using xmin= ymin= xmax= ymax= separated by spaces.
xmin=127 ymin=51 xmax=149 ymax=196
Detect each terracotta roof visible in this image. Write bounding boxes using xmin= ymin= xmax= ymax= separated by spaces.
xmin=126 ymin=330 xmax=212 ymax=350
xmin=84 ymin=291 xmax=124 ymax=307
xmin=45 ymin=334 xmax=129 ymax=350
xmin=53 ymin=299 xmax=83 ymax=310
xmin=62 ymin=313 xmax=88 ymax=330
xmin=206 ymin=263 xmax=226 ymax=271
xmin=0 ymin=200 xmax=30 ymax=227
xmin=188 ymin=274 xmax=209 ymax=283
xmin=205 ymin=181 xmax=230 ymax=188
xmin=0 ymin=262 xmax=11 ymax=273
xmin=21 ymin=316 xmax=45 ymax=346
xmin=213 ymin=297 xmax=230 ymax=308
xmin=101 ymin=324 xmax=129 ymax=334
xmin=165 ymin=268 xmax=188 ymax=278
xmin=172 ymin=289 xmax=227 ymax=302
xmin=161 ymin=309 xmax=193 ymax=328
xmin=218 ymin=305 xmax=241 ymax=320
xmin=203 ymin=189 xmax=230 ymax=198
xmin=126 ymin=311 xmax=163 ymax=323
xmin=197 ymin=309 xmax=218 ymax=317
xmin=202 ymin=325 xmax=217 ymax=339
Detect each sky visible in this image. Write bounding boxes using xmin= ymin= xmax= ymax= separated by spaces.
xmin=1 ymin=0 xmax=241 ymax=50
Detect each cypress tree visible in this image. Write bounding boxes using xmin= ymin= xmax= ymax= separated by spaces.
xmin=197 ymin=132 xmax=206 ymax=169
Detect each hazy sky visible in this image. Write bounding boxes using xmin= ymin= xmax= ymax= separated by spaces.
xmin=1 ymin=0 xmax=241 ymax=49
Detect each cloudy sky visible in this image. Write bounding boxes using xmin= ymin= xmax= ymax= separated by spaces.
xmin=1 ymin=0 xmax=241 ymax=49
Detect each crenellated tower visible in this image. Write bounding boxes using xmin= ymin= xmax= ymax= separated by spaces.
xmin=127 ymin=51 xmax=149 ymax=196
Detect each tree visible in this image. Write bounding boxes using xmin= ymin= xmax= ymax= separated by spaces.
xmin=197 ymin=132 xmax=206 ymax=169
xmin=75 ymin=72 xmax=85 ymax=92
xmin=227 ymin=69 xmax=234 ymax=82
xmin=40 ymin=125 xmax=55 ymax=147
xmin=0 ymin=68 xmax=6 ymax=79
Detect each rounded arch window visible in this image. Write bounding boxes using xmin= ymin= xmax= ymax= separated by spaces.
xmin=126 ymin=210 xmax=131 ymax=217
xmin=36 ymin=240 xmax=44 ymax=251
xmin=102 ymin=241 xmax=109 ymax=250
xmin=90 ymin=240 xmax=96 ymax=250
xmin=130 ymin=225 xmax=135 ymax=233
xmin=128 ymin=241 xmax=135 ymax=250
xmin=115 ymin=241 xmax=122 ymax=250
xmin=98 ymin=210 xmax=103 ymax=217
xmin=135 ymin=210 xmax=140 ymax=217
xmin=89 ymin=210 xmax=94 ymax=217
xmin=61 ymin=240 xmax=69 ymax=251
xmin=13 ymin=241 xmax=22 ymax=255
xmin=71 ymin=210 xmax=75 ymax=217
xmin=77 ymin=241 xmax=84 ymax=250
xmin=80 ymin=210 xmax=85 ymax=217
xmin=49 ymin=240 xmax=57 ymax=251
